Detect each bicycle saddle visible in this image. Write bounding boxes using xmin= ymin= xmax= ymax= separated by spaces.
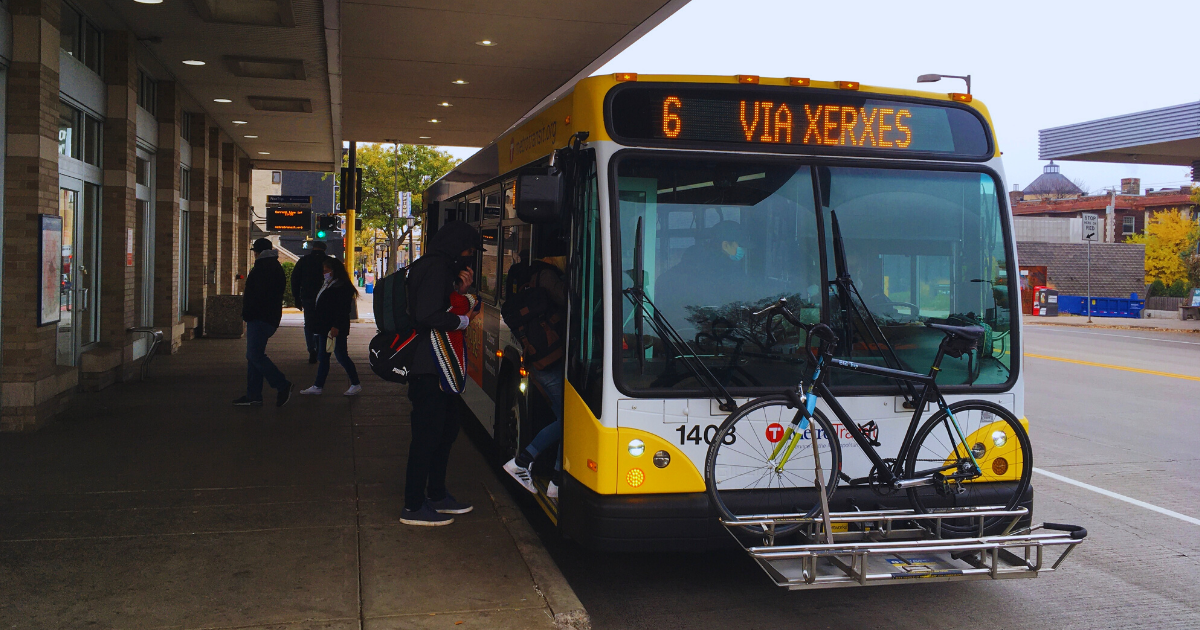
xmin=924 ymin=322 xmax=984 ymax=340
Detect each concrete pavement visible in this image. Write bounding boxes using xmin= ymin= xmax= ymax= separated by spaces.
xmin=0 ymin=322 xmax=584 ymax=629
xmin=1024 ymin=313 xmax=1200 ymax=332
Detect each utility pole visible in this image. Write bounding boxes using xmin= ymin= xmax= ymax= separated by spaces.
xmin=346 ymin=141 xmax=358 ymax=275
xmin=390 ymin=141 xmax=400 ymax=274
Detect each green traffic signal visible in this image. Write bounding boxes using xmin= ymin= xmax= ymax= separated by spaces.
xmin=316 ymin=230 xmax=327 ymax=239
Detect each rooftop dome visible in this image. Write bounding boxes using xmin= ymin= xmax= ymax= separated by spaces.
xmin=1022 ymin=161 xmax=1083 ymax=196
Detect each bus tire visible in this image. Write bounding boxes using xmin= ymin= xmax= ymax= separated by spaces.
xmin=492 ymin=371 xmax=528 ymax=466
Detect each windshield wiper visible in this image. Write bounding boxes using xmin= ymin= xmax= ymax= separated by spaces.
xmin=625 ymin=217 xmax=737 ymax=412
xmin=828 ymin=209 xmax=919 ymax=405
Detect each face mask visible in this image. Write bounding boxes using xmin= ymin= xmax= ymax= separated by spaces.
xmin=323 ymin=272 xmax=333 ymax=281
xmin=729 ymin=246 xmax=746 ymax=262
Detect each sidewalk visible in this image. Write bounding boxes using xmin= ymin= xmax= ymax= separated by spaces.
xmin=1023 ymin=313 xmax=1200 ymax=332
xmin=0 ymin=323 xmax=585 ymax=629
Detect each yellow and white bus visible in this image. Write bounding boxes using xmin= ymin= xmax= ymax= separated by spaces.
xmin=423 ymin=74 xmax=1021 ymax=551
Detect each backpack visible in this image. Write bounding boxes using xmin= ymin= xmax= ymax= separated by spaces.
xmin=500 ymin=262 xmax=565 ymax=370
xmin=372 ymin=268 xmax=413 ymax=334
xmin=368 ymin=268 xmax=418 ymax=383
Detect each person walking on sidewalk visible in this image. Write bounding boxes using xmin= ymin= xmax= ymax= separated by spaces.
xmin=292 ymin=240 xmax=331 ymax=363
xmin=299 ymin=257 xmax=362 ymax=396
xmin=400 ymin=221 xmax=482 ymax=526
xmin=234 ymin=238 xmax=294 ymax=407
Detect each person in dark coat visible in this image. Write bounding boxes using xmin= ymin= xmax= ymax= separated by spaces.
xmin=234 ymin=238 xmax=293 ymax=407
xmin=291 ymin=240 xmax=331 ymax=363
xmin=400 ymin=221 xmax=481 ymax=526
xmin=299 ymin=257 xmax=362 ymax=396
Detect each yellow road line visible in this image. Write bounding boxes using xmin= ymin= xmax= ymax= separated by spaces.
xmin=1025 ymin=353 xmax=1200 ymax=382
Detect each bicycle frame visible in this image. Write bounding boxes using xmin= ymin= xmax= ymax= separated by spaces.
xmin=789 ymin=344 xmax=982 ymax=487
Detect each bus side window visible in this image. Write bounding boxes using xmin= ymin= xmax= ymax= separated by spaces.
xmin=500 ymin=223 xmax=531 ymax=303
xmin=478 ymin=227 xmax=499 ymax=302
xmin=567 ymin=151 xmax=603 ymax=418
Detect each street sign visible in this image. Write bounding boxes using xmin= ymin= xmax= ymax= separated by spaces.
xmin=1082 ymin=213 xmax=1099 ymax=242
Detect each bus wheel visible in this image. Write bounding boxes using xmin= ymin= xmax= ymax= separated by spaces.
xmin=493 ymin=375 xmax=525 ymax=465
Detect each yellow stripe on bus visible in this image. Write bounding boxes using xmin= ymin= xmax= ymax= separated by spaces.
xmin=1025 ymin=353 xmax=1200 ymax=382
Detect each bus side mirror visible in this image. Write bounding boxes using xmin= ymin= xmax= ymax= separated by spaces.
xmin=516 ymin=171 xmax=565 ymax=224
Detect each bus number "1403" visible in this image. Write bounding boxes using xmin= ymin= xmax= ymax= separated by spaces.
xmin=676 ymin=424 xmax=736 ymax=445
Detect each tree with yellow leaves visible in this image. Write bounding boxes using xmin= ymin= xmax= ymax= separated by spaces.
xmin=1127 ymin=208 xmax=1200 ymax=285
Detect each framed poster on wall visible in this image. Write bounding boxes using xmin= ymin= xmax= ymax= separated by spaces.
xmin=39 ymin=214 xmax=63 ymax=326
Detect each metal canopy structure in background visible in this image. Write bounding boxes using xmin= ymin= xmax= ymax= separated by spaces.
xmin=1039 ymin=101 xmax=1200 ymax=170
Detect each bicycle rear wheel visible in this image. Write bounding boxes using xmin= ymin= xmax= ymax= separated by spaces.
xmin=705 ymin=395 xmax=841 ymax=536
xmin=904 ymin=400 xmax=1032 ymax=535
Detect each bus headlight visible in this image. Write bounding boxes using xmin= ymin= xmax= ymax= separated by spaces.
xmin=653 ymin=450 xmax=671 ymax=468
xmin=627 ymin=439 xmax=645 ymax=457
xmin=991 ymin=430 xmax=1007 ymax=448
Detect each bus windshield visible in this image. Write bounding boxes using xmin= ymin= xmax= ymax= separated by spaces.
xmin=615 ymin=155 xmax=1014 ymax=395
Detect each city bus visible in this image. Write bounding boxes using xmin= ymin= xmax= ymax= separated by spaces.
xmin=423 ymin=74 xmax=1021 ymax=551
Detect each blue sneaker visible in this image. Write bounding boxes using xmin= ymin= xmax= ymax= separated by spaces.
xmin=428 ymin=494 xmax=473 ymax=514
xmin=399 ymin=503 xmax=454 ymax=526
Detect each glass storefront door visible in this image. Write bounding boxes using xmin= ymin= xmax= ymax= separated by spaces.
xmin=56 ymin=180 xmax=99 ymax=366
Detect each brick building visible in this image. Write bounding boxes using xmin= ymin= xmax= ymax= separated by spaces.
xmin=1013 ymin=186 xmax=1195 ymax=242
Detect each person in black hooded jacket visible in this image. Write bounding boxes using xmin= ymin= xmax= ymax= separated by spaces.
xmin=299 ymin=256 xmax=362 ymax=397
xmin=399 ymin=220 xmax=481 ymax=527
xmin=234 ymin=238 xmax=293 ymax=408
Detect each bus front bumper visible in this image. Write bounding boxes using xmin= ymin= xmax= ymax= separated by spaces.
xmin=557 ymin=474 xmax=1034 ymax=553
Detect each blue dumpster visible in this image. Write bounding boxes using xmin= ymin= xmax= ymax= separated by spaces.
xmin=1057 ymin=293 xmax=1143 ymax=318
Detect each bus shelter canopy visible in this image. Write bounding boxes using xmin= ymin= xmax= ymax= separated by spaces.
xmin=1039 ymin=101 xmax=1200 ymax=167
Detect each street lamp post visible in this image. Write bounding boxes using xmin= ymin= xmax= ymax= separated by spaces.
xmin=917 ymin=73 xmax=971 ymax=95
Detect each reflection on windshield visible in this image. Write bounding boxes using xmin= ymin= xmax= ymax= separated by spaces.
xmin=617 ymin=157 xmax=1012 ymax=393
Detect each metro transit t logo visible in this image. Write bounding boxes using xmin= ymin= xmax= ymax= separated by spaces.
xmin=765 ymin=423 xmax=784 ymax=443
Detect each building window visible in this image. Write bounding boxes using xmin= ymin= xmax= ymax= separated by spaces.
xmin=271 ymin=170 xmax=282 ymax=184
xmin=1122 ymin=216 xmax=1135 ymax=235
xmin=180 ymin=113 xmax=193 ymax=144
xmin=137 ymin=70 xmax=157 ymax=116
xmin=83 ymin=115 xmax=102 ymax=167
xmin=180 ymin=166 xmax=191 ymax=200
xmin=136 ymin=156 xmax=149 ymax=187
xmin=60 ymin=2 xmax=102 ymax=74
xmin=58 ymin=101 xmax=81 ymax=159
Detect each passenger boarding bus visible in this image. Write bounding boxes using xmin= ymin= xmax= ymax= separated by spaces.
xmin=423 ymin=74 xmax=1021 ymax=551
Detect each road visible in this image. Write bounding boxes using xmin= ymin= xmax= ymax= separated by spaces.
xmin=521 ymin=325 xmax=1200 ymax=629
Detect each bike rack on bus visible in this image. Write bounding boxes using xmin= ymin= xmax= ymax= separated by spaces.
xmin=723 ymin=506 xmax=1086 ymax=590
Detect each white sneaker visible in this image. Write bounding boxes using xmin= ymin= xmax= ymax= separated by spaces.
xmin=546 ymin=481 xmax=559 ymax=499
xmin=503 ymin=458 xmax=538 ymax=494
xmin=344 ymin=384 xmax=362 ymax=396
xmin=299 ymin=386 xmax=323 ymax=395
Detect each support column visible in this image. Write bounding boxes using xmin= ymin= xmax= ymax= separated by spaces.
xmin=206 ymin=127 xmax=223 ymax=294
xmin=187 ymin=114 xmax=210 ymax=328
xmin=220 ymin=140 xmax=235 ymax=293
xmin=1 ymin=0 xmax=74 ymax=431
xmin=237 ymin=153 xmax=251 ymax=292
xmin=99 ymin=31 xmax=139 ymax=382
xmin=153 ymin=81 xmax=183 ymax=352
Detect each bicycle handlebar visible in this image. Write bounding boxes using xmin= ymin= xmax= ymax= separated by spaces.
xmin=751 ymin=299 xmax=840 ymax=348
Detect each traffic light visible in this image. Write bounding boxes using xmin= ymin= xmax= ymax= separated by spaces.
xmin=315 ymin=214 xmax=339 ymax=239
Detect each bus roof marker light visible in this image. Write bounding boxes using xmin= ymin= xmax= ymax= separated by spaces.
xmin=950 ymin=92 xmax=973 ymax=103
xmin=627 ymin=439 xmax=645 ymax=457
xmin=787 ymin=77 xmax=811 ymax=87
xmin=614 ymin=73 xmax=637 ymax=82
xmin=737 ymin=75 xmax=759 ymax=84
xmin=836 ymin=81 xmax=860 ymax=91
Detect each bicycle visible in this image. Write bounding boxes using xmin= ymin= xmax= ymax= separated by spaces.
xmin=704 ymin=299 xmax=1032 ymax=538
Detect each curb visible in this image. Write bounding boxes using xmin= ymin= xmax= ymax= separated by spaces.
xmin=1024 ymin=319 xmax=1200 ymax=334
xmin=483 ymin=479 xmax=590 ymax=630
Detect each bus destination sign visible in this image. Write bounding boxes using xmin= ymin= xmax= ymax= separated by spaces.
xmin=608 ymin=85 xmax=991 ymax=159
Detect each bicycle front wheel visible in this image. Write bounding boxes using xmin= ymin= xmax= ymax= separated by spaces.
xmin=904 ymin=400 xmax=1032 ymax=535
xmin=705 ymin=395 xmax=841 ymax=535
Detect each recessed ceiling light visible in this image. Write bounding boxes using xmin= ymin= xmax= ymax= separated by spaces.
xmin=429 ymin=119 xmax=440 ymax=123
xmin=452 ymin=79 xmax=469 ymax=85
xmin=258 ymin=151 xmax=270 ymax=155
xmin=437 ymin=102 xmax=452 ymax=107
xmin=244 ymin=135 xmax=258 ymax=139
xmin=232 ymin=120 xmax=248 ymax=124
xmin=134 ymin=0 xmax=163 ymax=4
xmin=475 ymin=40 xmax=497 ymax=46
xmin=182 ymin=59 xmax=205 ymax=66
xmin=419 ymin=136 xmax=431 ymax=139
xmin=213 ymin=98 xmax=232 ymax=103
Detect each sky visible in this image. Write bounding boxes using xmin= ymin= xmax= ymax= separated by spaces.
xmin=443 ymin=0 xmax=1198 ymax=194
